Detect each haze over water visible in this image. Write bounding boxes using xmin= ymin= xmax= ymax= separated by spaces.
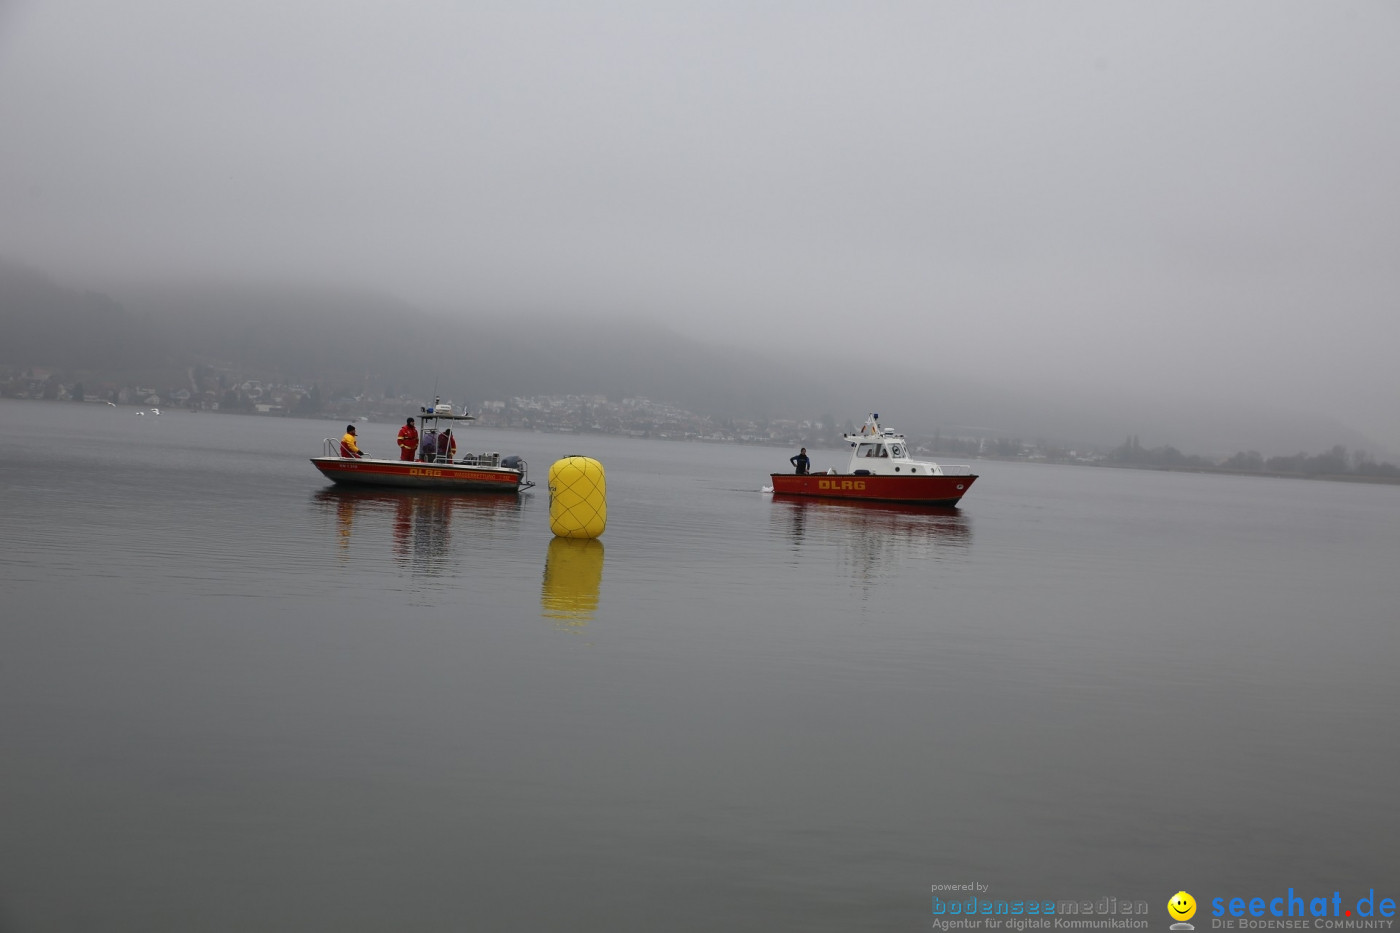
xmin=1 ymin=400 xmax=1397 ymax=931
xmin=3 ymin=3 xmax=1400 ymax=451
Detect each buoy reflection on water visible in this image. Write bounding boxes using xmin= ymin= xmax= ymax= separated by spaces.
xmin=541 ymin=536 xmax=604 ymax=625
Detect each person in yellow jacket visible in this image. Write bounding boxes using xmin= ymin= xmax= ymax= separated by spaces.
xmin=339 ymin=424 xmax=364 ymax=458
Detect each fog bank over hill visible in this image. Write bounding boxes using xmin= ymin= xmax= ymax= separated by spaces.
xmin=2 ymin=259 xmax=1387 ymax=459
xmin=134 ymin=277 xmax=1400 ymax=460
xmin=114 ymin=276 xmax=824 ymax=421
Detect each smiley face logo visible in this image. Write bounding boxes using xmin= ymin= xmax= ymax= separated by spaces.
xmin=1168 ymin=892 xmax=1197 ymax=923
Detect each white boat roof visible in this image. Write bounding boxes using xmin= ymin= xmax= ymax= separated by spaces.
xmin=841 ymin=413 xmax=902 ymax=442
xmin=418 ymin=412 xmax=477 ymax=422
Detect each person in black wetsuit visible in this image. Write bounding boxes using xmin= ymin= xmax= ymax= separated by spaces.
xmin=790 ymin=447 xmax=810 ymax=475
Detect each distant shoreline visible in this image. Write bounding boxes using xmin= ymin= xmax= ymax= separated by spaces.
xmin=963 ymin=454 xmax=1400 ymax=487
xmin=1082 ymin=460 xmax=1400 ymax=486
xmin=12 ymin=397 xmax=1400 ymax=488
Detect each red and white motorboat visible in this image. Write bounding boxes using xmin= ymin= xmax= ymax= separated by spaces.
xmin=768 ymin=413 xmax=977 ymax=506
xmin=311 ymin=403 xmax=533 ymax=492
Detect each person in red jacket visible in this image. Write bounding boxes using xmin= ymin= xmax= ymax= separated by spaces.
xmin=436 ymin=428 xmax=457 ymax=462
xmin=396 ymin=417 xmax=418 ymax=461
xmin=339 ymin=424 xmax=364 ymax=458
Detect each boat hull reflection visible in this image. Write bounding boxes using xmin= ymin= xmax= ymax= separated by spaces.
xmin=770 ymin=497 xmax=971 ymax=582
xmin=315 ymin=488 xmax=522 ymax=572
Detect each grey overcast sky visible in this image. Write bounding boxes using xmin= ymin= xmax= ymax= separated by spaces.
xmin=2 ymin=2 xmax=1398 ymax=447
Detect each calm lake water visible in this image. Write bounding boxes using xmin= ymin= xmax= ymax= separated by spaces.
xmin=2 ymin=399 xmax=1397 ymax=932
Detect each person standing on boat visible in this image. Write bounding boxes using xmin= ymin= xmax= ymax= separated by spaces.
xmin=437 ymin=428 xmax=457 ymax=462
xmin=340 ymin=424 xmax=364 ymax=459
xmin=396 ymin=417 xmax=418 ymax=461
xmin=790 ymin=447 xmax=810 ymax=475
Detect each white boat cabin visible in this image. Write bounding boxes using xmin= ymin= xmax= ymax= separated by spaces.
xmin=836 ymin=414 xmax=972 ymax=477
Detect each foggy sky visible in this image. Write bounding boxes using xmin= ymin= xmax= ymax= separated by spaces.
xmin=2 ymin=2 xmax=1398 ymax=449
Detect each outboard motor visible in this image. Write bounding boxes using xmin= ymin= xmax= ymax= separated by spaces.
xmin=501 ymin=455 xmax=524 ymax=470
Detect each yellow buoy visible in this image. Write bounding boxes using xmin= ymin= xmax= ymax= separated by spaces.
xmin=548 ymin=456 xmax=606 ymax=538
xmin=541 ymin=536 xmax=604 ymax=623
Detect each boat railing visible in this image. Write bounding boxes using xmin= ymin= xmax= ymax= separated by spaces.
xmin=322 ymin=437 xmax=376 ymax=459
xmin=938 ymin=463 xmax=976 ymax=475
xmin=318 ymin=438 xmax=527 ymax=474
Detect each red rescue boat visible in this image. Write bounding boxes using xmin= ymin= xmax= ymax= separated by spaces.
xmin=311 ymin=402 xmax=533 ymax=492
xmin=768 ymin=413 xmax=977 ymax=506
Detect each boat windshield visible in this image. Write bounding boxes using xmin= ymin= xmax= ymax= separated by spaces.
xmin=890 ymin=443 xmax=905 ymax=457
xmin=857 ymin=443 xmax=882 ymax=458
